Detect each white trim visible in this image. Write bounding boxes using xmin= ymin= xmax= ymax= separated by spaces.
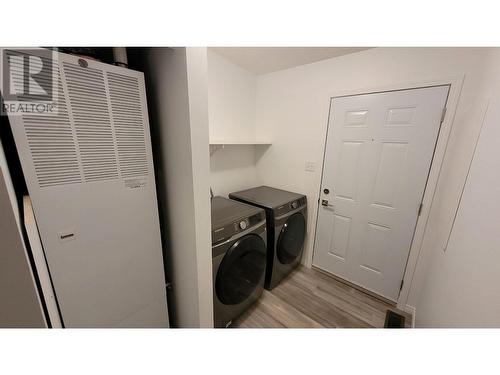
xmin=308 ymin=75 xmax=465 ymax=311
xmin=403 ymin=305 xmax=416 ymax=328
xmin=23 ymin=196 xmax=63 ymax=328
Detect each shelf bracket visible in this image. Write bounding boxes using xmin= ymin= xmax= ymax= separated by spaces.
xmin=209 ymin=144 xmax=225 ymax=156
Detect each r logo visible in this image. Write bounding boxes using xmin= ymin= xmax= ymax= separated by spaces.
xmin=2 ymin=48 xmax=55 ymax=102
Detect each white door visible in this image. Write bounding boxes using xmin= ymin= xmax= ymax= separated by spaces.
xmin=313 ymin=86 xmax=449 ymax=301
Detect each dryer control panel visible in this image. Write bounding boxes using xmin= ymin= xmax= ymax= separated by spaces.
xmin=275 ymin=197 xmax=307 ymax=217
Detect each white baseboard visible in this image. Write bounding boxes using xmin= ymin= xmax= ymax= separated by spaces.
xmin=403 ymin=305 xmax=416 ymax=328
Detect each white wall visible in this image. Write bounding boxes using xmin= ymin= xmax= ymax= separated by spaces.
xmin=254 ymin=47 xmax=497 ymax=311
xmin=207 ymin=50 xmax=260 ymax=197
xmin=416 ymin=59 xmax=500 ymax=326
xmin=208 ymin=50 xmax=257 ymax=142
xmin=210 ymin=145 xmax=259 ymax=197
xmin=142 ymin=47 xmax=213 ymax=328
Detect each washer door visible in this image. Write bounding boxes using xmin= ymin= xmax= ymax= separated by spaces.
xmin=277 ymin=212 xmax=306 ymax=264
xmin=215 ymin=234 xmax=266 ymax=305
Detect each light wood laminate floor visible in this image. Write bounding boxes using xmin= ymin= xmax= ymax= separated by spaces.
xmin=233 ymin=266 xmax=412 ymax=328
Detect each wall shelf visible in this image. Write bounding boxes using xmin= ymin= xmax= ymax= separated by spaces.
xmin=209 ymin=140 xmax=272 ymax=155
xmin=209 ymin=140 xmax=272 ymax=146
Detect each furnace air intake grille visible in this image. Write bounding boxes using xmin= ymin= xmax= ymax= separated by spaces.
xmin=9 ymin=50 xmax=150 ymax=188
xmin=107 ymin=72 xmax=149 ymax=178
xmin=20 ymin=57 xmax=82 ymax=187
xmin=63 ymin=62 xmax=119 ymax=182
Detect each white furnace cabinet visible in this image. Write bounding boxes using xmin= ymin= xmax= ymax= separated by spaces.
xmin=5 ymin=49 xmax=169 ymax=327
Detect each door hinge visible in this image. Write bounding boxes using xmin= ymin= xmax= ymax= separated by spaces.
xmin=400 ymin=279 xmax=404 ymax=291
xmin=418 ymin=202 xmax=423 ymax=216
xmin=440 ymin=107 xmax=447 ymax=123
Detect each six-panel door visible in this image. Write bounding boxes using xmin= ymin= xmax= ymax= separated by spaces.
xmin=313 ymin=86 xmax=449 ymax=301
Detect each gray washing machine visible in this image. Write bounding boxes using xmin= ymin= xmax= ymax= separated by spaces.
xmin=229 ymin=186 xmax=307 ymax=290
xmin=211 ymin=196 xmax=267 ymax=328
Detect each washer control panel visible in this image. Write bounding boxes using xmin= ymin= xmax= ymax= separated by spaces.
xmin=234 ymin=219 xmax=249 ymax=232
xmin=212 ymin=208 xmax=266 ymax=246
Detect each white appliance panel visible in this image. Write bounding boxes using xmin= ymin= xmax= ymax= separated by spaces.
xmin=6 ymin=50 xmax=168 ymax=327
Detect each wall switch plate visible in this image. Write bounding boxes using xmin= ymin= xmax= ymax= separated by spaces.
xmin=305 ymin=161 xmax=316 ymax=172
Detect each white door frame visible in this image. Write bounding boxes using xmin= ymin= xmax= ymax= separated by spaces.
xmin=309 ymin=75 xmax=464 ymax=312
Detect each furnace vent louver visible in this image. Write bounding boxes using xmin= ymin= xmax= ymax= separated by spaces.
xmin=63 ymin=62 xmax=119 ymax=182
xmin=21 ymin=59 xmax=82 ymax=187
xmin=11 ymin=53 xmax=150 ymax=188
xmin=107 ymin=72 xmax=149 ymax=178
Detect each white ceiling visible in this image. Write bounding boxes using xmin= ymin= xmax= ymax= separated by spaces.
xmin=209 ymin=47 xmax=371 ymax=74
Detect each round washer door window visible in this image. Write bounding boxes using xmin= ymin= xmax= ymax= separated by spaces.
xmin=277 ymin=212 xmax=306 ymax=264
xmin=215 ymin=234 xmax=266 ymax=305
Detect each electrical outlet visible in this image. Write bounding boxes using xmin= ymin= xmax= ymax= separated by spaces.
xmin=305 ymin=161 xmax=316 ymax=172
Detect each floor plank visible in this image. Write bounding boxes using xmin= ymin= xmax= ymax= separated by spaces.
xmin=232 ymin=266 xmax=412 ymax=328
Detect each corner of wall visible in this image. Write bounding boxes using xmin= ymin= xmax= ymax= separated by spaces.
xmin=186 ymin=47 xmax=214 ymax=328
